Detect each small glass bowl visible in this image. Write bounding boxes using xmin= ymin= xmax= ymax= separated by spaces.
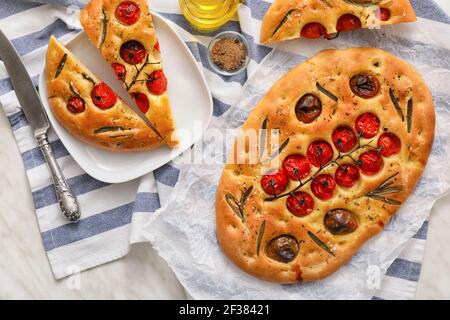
xmin=207 ymin=31 xmax=251 ymax=77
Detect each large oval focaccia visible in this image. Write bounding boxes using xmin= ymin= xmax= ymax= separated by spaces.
xmin=260 ymin=0 xmax=416 ymax=43
xmin=46 ymin=36 xmax=161 ymax=151
xmin=216 ymin=48 xmax=435 ymax=283
xmin=80 ymin=0 xmax=178 ymax=148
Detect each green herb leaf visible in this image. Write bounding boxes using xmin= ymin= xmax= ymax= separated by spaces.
xmin=256 ymin=220 xmax=266 ymax=257
xmin=55 ymin=54 xmax=67 ymax=79
xmin=259 ymin=117 xmax=268 ymax=160
xmin=316 ymin=82 xmax=338 ymax=102
xmin=99 ymin=9 xmax=107 ymax=49
xmin=264 ymin=138 xmax=290 ymax=163
xmin=407 ymin=98 xmax=413 ymax=133
xmin=94 ymin=126 xmax=126 ymax=134
xmin=225 ymin=193 xmax=242 ymax=220
xmin=307 ymin=231 xmax=335 ymax=256
xmin=272 ymin=9 xmax=299 ymax=37
xmin=389 ymin=88 xmax=405 ymax=122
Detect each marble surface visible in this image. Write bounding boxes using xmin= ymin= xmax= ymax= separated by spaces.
xmin=1 ymin=1 xmax=450 ymax=299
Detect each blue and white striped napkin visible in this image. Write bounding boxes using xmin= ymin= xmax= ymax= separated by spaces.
xmin=0 ymin=0 xmax=449 ymax=299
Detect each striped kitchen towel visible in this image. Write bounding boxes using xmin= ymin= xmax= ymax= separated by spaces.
xmin=0 ymin=0 xmax=448 ymax=299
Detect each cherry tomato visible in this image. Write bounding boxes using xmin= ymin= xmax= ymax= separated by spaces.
xmin=332 ymin=126 xmax=357 ymax=152
xmin=260 ymin=169 xmax=288 ymax=196
xmin=112 ymin=63 xmax=126 ymax=81
xmin=359 ymin=150 xmax=383 ymax=175
xmin=376 ymin=8 xmax=391 ymax=21
xmin=307 ymin=141 xmax=334 ymax=167
xmin=67 ymin=95 xmax=85 ymax=113
xmin=120 ymin=40 xmax=146 ymax=65
xmin=282 ymin=154 xmax=311 ymax=181
xmin=336 ymin=14 xmax=362 ymax=32
xmin=378 ymin=133 xmax=401 ymax=157
xmin=91 ymin=83 xmax=117 ymax=109
xmin=301 ymin=23 xmax=327 ymax=39
xmin=146 ymin=69 xmax=167 ymax=95
xmin=355 ymin=113 xmax=380 ymax=139
xmin=350 ymin=73 xmax=380 ymax=99
xmin=131 ymin=92 xmax=150 ymax=113
xmin=154 ymin=40 xmax=160 ymax=52
xmin=115 ymin=1 xmax=140 ymax=26
xmin=286 ymin=192 xmax=314 ymax=217
xmin=311 ymin=174 xmax=336 ymax=200
xmin=335 ymin=164 xmax=360 ymax=188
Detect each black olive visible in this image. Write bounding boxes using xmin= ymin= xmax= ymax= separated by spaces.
xmin=266 ymin=235 xmax=299 ymax=263
xmin=350 ymin=73 xmax=380 ymax=99
xmin=295 ymin=94 xmax=322 ymax=124
xmin=324 ymin=209 xmax=358 ymax=235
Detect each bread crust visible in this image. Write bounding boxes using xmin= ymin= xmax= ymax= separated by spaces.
xmin=260 ymin=0 xmax=417 ymax=43
xmin=46 ymin=36 xmax=163 ymax=151
xmin=80 ymin=0 xmax=178 ymax=148
xmin=215 ymin=48 xmax=435 ymax=283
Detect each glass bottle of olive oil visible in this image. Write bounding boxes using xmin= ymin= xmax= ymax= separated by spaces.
xmin=179 ymin=0 xmax=240 ymax=32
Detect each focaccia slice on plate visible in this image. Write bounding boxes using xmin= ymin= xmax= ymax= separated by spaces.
xmin=80 ymin=0 xmax=178 ymax=148
xmin=46 ymin=36 xmax=163 ymax=152
xmin=216 ymin=48 xmax=435 ymax=283
xmin=260 ymin=0 xmax=416 ymax=43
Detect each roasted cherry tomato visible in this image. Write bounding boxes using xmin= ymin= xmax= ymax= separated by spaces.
xmin=120 ymin=40 xmax=146 ymax=65
xmin=378 ymin=132 xmax=401 ymax=157
xmin=146 ymin=69 xmax=167 ymax=95
xmin=91 ymin=83 xmax=117 ymax=109
xmin=311 ymin=174 xmax=336 ymax=200
xmin=307 ymin=141 xmax=334 ymax=168
xmin=286 ymin=191 xmax=314 ymax=217
xmin=260 ymin=169 xmax=288 ymax=196
xmin=324 ymin=209 xmax=358 ymax=235
xmin=112 ymin=63 xmax=126 ymax=81
xmin=153 ymin=40 xmax=160 ymax=52
xmin=359 ymin=150 xmax=383 ymax=175
xmin=337 ymin=14 xmax=362 ymax=32
xmin=131 ymin=92 xmax=150 ymax=113
xmin=376 ymin=8 xmax=391 ymax=21
xmin=295 ymin=94 xmax=322 ymax=124
xmin=67 ymin=95 xmax=85 ymax=113
xmin=282 ymin=154 xmax=311 ymax=181
xmin=332 ymin=126 xmax=357 ymax=152
xmin=350 ymin=73 xmax=380 ymax=99
xmin=115 ymin=1 xmax=140 ymax=26
xmin=335 ymin=164 xmax=360 ymax=188
xmin=301 ymin=23 xmax=327 ymax=39
xmin=355 ymin=113 xmax=380 ymax=139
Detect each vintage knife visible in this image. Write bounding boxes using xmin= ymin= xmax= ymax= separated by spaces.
xmin=0 ymin=30 xmax=80 ymax=223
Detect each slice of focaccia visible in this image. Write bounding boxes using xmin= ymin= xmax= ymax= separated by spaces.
xmin=80 ymin=0 xmax=178 ymax=148
xmin=216 ymin=48 xmax=435 ymax=283
xmin=46 ymin=36 xmax=163 ymax=151
xmin=260 ymin=0 xmax=416 ymax=43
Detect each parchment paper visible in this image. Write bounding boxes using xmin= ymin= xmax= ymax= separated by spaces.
xmin=141 ymin=19 xmax=450 ymax=299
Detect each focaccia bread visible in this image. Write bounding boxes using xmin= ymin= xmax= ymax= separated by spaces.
xmin=46 ymin=36 xmax=162 ymax=151
xmin=260 ymin=0 xmax=416 ymax=43
xmin=80 ymin=0 xmax=178 ymax=148
xmin=216 ymin=48 xmax=435 ymax=283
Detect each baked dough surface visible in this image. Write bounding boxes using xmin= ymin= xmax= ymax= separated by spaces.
xmin=80 ymin=0 xmax=178 ymax=148
xmin=215 ymin=48 xmax=435 ymax=283
xmin=260 ymin=0 xmax=416 ymax=43
xmin=46 ymin=36 xmax=162 ymax=151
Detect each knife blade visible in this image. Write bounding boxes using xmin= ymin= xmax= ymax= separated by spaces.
xmin=0 ymin=30 xmax=80 ymax=223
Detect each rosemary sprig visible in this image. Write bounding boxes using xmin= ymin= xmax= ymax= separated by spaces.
xmin=99 ymin=9 xmax=107 ymax=49
xmin=256 ymin=220 xmax=266 ymax=257
xmin=265 ymin=137 xmax=375 ymax=201
xmin=407 ymin=98 xmax=413 ymax=133
xmin=307 ymin=231 xmax=335 ymax=256
xmin=94 ymin=126 xmax=127 ymax=134
xmin=259 ymin=117 xmax=268 ymax=160
xmin=389 ymin=88 xmax=405 ymax=122
xmin=82 ymin=73 xmax=96 ymax=85
xmin=367 ymin=172 xmax=403 ymax=205
xmin=225 ymin=186 xmax=253 ymax=224
xmin=55 ymin=54 xmax=67 ymax=79
xmin=262 ymin=138 xmax=290 ymax=163
xmin=316 ymin=82 xmax=338 ymax=102
xmin=271 ymin=9 xmax=299 ymax=37
xmin=344 ymin=0 xmax=381 ymax=6
xmin=69 ymin=81 xmax=80 ymax=97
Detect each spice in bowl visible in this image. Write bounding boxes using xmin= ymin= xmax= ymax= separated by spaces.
xmin=209 ymin=32 xmax=250 ymax=76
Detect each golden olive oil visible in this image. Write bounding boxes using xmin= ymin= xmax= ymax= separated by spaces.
xmin=179 ymin=0 xmax=240 ymax=32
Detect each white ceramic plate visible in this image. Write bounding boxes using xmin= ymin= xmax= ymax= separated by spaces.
xmin=39 ymin=13 xmax=213 ymax=183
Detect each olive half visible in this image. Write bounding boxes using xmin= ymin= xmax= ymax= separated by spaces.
xmin=350 ymin=73 xmax=380 ymax=99
xmin=295 ymin=94 xmax=322 ymax=124
xmin=266 ymin=235 xmax=299 ymax=263
xmin=324 ymin=209 xmax=358 ymax=235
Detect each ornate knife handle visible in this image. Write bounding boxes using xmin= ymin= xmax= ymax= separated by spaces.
xmin=36 ymin=133 xmax=80 ymax=223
